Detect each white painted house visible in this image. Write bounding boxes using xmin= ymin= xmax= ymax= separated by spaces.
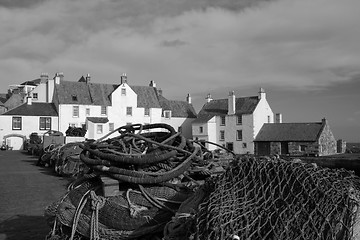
xmin=51 ymin=73 xmax=197 ymax=140
xmin=0 ymin=72 xmax=197 ymax=148
xmin=0 ymin=99 xmax=58 ymax=150
xmin=192 ymin=88 xmax=274 ymax=154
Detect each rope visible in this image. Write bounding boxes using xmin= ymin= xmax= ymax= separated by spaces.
xmin=89 ymin=191 xmax=105 ymax=240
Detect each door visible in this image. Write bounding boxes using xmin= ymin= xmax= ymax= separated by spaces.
xmin=257 ymin=142 xmax=270 ymax=156
xmin=226 ymin=142 xmax=234 ymax=152
xmin=281 ymin=142 xmax=289 ymax=155
xmin=7 ymin=136 xmax=24 ymax=150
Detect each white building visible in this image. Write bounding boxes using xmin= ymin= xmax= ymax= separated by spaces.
xmin=192 ymin=88 xmax=274 ymax=154
xmin=0 ymin=98 xmax=58 ymax=150
xmin=0 ymin=72 xmax=197 ymax=149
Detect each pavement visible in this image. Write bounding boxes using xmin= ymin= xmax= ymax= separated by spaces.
xmin=0 ymin=150 xmax=71 ymax=240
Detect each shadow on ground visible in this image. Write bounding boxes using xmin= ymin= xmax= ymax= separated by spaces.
xmin=0 ymin=215 xmax=51 ymax=240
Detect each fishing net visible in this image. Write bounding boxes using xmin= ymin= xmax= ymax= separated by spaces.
xmin=164 ymin=156 xmax=360 ymax=240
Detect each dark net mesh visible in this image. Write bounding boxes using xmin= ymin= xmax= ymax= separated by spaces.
xmin=195 ymin=157 xmax=360 ymax=240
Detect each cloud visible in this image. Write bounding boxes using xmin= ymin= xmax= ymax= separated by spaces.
xmin=0 ymin=0 xmax=360 ymax=101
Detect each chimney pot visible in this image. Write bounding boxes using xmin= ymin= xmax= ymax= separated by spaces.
xmin=186 ymin=93 xmax=192 ymax=104
xmin=258 ymin=87 xmax=266 ymax=99
xmin=228 ymin=91 xmax=236 ymax=115
xmin=121 ymin=73 xmax=127 ymax=84
xmin=206 ymin=93 xmax=212 ymax=103
xmin=149 ymin=80 xmax=156 ymax=88
xmin=86 ymin=73 xmax=91 ymax=83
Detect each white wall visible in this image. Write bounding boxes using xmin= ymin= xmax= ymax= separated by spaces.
xmin=0 ymin=115 xmax=59 ymax=147
xmin=29 ymin=82 xmax=48 ymax=103
xmin=252 ymin=97 xmax=274 ymax=139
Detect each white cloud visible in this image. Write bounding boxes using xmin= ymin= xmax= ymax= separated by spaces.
xmin=0 ymin=0 xmax=360 ymax=99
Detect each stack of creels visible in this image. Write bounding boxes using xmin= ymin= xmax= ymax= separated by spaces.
xmin=45 ymin=123 xmax=204 ymax=240
xmin=79 ymin=123 xmax=200 ymax=185
xmin=164 ymin=156 xmax=360 ymax=240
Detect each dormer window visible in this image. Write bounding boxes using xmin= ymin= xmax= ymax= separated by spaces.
xmin=101 ymin=106 xmax=107 ymax=115
xmin=144 ymin=108 xmax=150 ymax=116
xmin=72 ymin=95 xmax=78 ymax=101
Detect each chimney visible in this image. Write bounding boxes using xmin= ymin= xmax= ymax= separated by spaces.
xmin=258 ymin=87 xmax=266 ymax=99
xmin=54 ymin=72 xmax=63 ymax=84
xmin=186 ymin=93 xmax=192 ymax=104
xmin=275 ymin=113 xmax=282 ymax=123
xmin=120 ymin=73 xmax=127 ymax=85
xmin=322 ymin=117 xmax=327 ymax=125
xmin=27 ymin=97 xmax=32 ymax=105
xmin=149 ymin=80 xmax=156 ymax=88
xmin=40 ymin=73 xmax=48 ymax=83
xmin=47 ymin=75 xmax=55 ymax=103
xmin=228 ymin=91 xmax=236 ymax=115
xmin=85 ymin=73 xmax=91 ymax=84
xmin=206 ymin=93 xmax=212 ymax=103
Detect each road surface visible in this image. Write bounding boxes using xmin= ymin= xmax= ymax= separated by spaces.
xmin=0 ymin=150 xmax=70 ymax=240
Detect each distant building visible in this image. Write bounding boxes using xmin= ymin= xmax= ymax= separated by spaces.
xmin=254 ymin=118 xmax=337 ymax=156
xmin=192 ymin=88 xmax=275 ymax=154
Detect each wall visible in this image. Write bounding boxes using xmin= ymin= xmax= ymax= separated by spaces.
xmin=0 ymin=115 xmax=59 ymax=147
xmin=216 ymin=114 xmax=255 ymax=154
xmin=317 ymin=122 xmax=337 ymax=156
xmin=30 ymin=82 xmax=47 ymax=103
xmin=252 ymin=97 xmax=274 ymax=139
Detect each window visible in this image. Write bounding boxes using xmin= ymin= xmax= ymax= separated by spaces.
xmin=72 ymin=95 xmax=78 ymax=101
xmin=178 ymin=126 xmax=182 ymax=133
xmin=242 ymin=143 xmax=247 ymax=148
xmin=73 ymin=106 xmax=79 ymax=117
xmin=199 ymin=126 xmax=203 ymax=133
xmin=109 ymin=123 xmax=114 ymax=132
xmin=101 ymin=106 xmax=107 ymax=115
xmin=220 ymin=130 xmax=225 ymax=141
xmin=97 ymin=125 xmax=103 ymax=134
xmin=121 ymin=88 xmax=126 ymax=96
xmin=300 ymin=145 xmax=306 ymax=151
xmin=12 ymin=117 xmax=22 ymax=130
xmin=126 ymin=107 xmax=132 ymax=116
xmin=144 ymin=108 xmax=150 ymax=116
xmin=237 ymin=115 xmax=242 ymax=125
xmin=86 ymin=108 xmax=90 ymax=116
xmin=237 ymin=130 xmax=243 ymax=141
xmin=164 ymin=110 xmax=171 ymax=119
xmin=33 ymin=93 xmax=38 ymax=99
xmin=220 ymin=116 xmax=226 ymax=126
xmin=39 ymin=117 xmax=51 ymax=130
xmin=69 ymin=123 xmax=76 ymax=127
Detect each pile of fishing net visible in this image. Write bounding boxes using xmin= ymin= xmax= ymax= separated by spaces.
xmin=38 ymin=142 xmax=88 ymax=177
xmin=164 ymin=156 xmax=360 ymax=240
xmin=45 ymin=123 xmax=227 ymax=240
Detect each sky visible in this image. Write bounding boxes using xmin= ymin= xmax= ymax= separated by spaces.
xmin=0 ymin=0 xmax=359 ymax=142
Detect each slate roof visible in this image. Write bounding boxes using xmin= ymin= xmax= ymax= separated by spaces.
xmin=158 ymin=95 xmax=197 ymax=118
xmin=21 ymin=79 xmax=41 ymax=86
xmin=54 ymin=80 xmax=196 ymax=118
xmin=193 ymin=96 xmax=260 ymax=123
xmin=254 ymin=122 xmax=325 ymax=142
xmin=87 ymin=117 xmax=109 ymax=123
xmin=131 ymin=86 xmax=162 ymax=108
xmin=2 ymin=102 xmax=58 ymax=116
